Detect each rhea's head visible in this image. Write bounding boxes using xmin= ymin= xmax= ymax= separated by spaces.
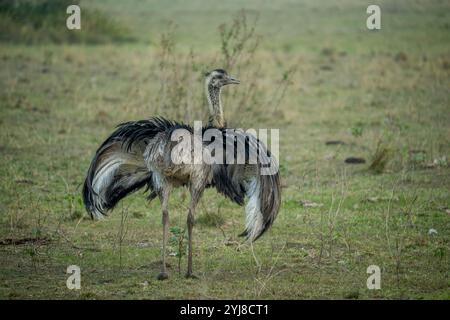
xmin=204 ymin=69 xmax=240 ymax=88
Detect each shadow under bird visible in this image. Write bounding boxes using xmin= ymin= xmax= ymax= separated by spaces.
xmin=82 ymin=69 xmax=281 ymax=279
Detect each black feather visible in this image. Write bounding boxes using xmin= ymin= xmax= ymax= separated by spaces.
xmin=82 ymin=117 xmax=189 ymax=218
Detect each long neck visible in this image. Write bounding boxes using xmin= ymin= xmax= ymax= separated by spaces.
xmin=206 ymin=83 xmax=225 ymax=128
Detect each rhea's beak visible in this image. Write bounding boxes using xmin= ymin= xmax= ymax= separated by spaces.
xmin=226 ymin=76 xmax=240 ymax=85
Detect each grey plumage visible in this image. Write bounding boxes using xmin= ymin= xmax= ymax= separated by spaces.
xmin=82 ymin=69 xmax=281 ymax=279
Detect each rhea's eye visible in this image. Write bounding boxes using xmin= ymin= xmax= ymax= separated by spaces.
xmin=216 ymin=75 xmax=223 ymax=79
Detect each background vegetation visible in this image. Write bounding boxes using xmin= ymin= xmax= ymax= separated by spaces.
xmin=0 ymin=0 xmax=449 ymax=299
xmin=0 ymin=0 xmax=133 ymax=43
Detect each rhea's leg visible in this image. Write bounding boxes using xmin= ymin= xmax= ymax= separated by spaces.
xmin=157 ymin=188 xmax=170 ymax=280
xmin=185 ymin=187 xmax=203 ymax=279
xmin=186 ymin=206 xmax=195 ymax=278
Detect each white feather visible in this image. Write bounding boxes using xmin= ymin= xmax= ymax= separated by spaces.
xmin=244 ymin=177 xmax=263 ymax=241
xmin=90 ymin=157 xmax=125 ymax=219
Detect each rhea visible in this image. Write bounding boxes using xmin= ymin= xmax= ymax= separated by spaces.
xmin=82 ymin=69 xmax=281 ymax=279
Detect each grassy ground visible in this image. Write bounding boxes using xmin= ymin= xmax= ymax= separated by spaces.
xmin=0 ymin=0 xmax=449 ymax=299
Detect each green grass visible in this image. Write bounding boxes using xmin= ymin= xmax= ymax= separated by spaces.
xmin=0 ymin=0 xmax=134 ymax=44
xmin=0 ymin=0 xmax=449 ymax=299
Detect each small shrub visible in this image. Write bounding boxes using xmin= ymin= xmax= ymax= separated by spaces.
xmin=369 ymin=144 xmax=391 ymax=174
xmin=63 ymin=192 xmax=83 ymax=220
xmin=350 ymin=124 xmax=364 ymax=137
xmin=169 ymin=226 xmax=186 ymax=274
